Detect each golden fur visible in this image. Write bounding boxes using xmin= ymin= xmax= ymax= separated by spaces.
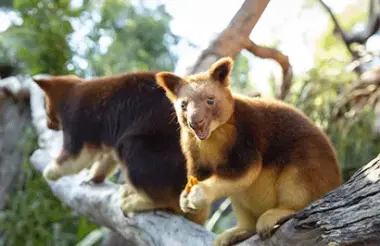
xmin=156 ymin=57 xmax=342 ymax=246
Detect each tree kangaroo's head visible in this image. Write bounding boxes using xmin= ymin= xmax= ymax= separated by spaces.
xmin=33 ymin=75 xmax=82 ymax=130
xmin=156 ymin=57 xmax=235 ymax=141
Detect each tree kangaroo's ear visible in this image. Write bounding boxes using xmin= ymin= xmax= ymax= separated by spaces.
xmin=209 ymin=57 xmax=234 ymax=87
xmin=155 ymin=72 xmax=185 ymax=100
xmin=33 ymin=77 xmax=53 ymax=92
xmin=33 ymin=75 xmax=81 ymax=93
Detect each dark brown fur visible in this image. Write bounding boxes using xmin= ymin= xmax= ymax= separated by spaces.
xmin=33 ymin=72 xmax=209 ymax=225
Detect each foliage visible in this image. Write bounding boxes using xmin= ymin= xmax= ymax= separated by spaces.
xmin=230 ymin=53 xmax=256 ymax=94
xmin=0 ymin=0 xmax=80 ymax=75
xmin=0 ymin=0 xmax=14 ymax=9
xmin=0 ymin=126 xmax=99 ymax=246
xmin=286 ymin=65 xmax=380 ymax=181
xmin=284 ymin=5 xmax=380 ymax=181
xmin=85 ymin=0 xmax=179 ymax=76
xmin=0 ymin=0 xmax=179 ymax=77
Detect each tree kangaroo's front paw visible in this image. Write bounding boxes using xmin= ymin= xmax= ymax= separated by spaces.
xmin=257 ymin=219 xmax=289 ymax=240
xmin=180 ymin=184 xmax=208 ymax=213
xmin=180 ymin=190 xmax=196 ymax=213
xmin=257 ymin=226 xmax=274 ymax=240
xmin=256 ymin=216 xmax=277 ymax=240
xmin=43 ymin=162 xmax=62 ymax=181
xmin=213 ymin=227 xmax=255 ymax=246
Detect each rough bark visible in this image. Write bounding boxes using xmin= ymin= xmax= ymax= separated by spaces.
xmin=293 ymin=155 xmax=380 ymax=245
xmin=100 ymin=229 xmax=130 ymax=246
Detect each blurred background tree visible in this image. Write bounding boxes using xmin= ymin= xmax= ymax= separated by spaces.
xmin=0 ymin=0 xmax=180 ymax=77
xmin=1 ymin=0 xmax=380 ymax=244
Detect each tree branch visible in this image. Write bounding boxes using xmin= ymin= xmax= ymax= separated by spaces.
xmin=244 ymin=39 xmax=293 ymax=100
xmin=189 ymin=0 xmax=271 ymax=74
xmin=345 ymin=0 xmax=380 ymax=45
xmin=318 ymin=0 xmax=359 ymax=60
xmin=294 ymin=154 xmax=380 ymax=245
xmin=333 ymin=67 xmax=380 ymax=120
xmin=188 ymin=0 xmax=293 ymax=101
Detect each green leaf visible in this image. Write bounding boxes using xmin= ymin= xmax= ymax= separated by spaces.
xmin=61 ymin=20 xmax=73 ymax=34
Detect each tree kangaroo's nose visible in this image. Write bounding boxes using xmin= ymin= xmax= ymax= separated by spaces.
xmin=188 ymin=116 xmax=205 ymax=130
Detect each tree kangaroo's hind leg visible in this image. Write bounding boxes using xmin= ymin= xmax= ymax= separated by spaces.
xmin=81 ymin=150 xmax=120 ymax=184
xmin=256 ymin=165 xmax=313 ymax=239
xmin=117 ymin=137 xmax=167 ymax=216
xmin=119 ymin=184 xmax=158 ymax=216
xmin=43 ymin=145 xmax=101 ymax=181
xmin=118 ymin=136 xmax=187 ymax=218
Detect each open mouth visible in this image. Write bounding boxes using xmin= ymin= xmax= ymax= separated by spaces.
xmin=193 ymin=126 xmax=210 ymax=141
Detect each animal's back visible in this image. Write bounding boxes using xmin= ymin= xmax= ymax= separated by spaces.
xmin=234 ymin=96 xmax=342 ymax=200
xmin=234 ymin=96 xmax=338 ymax=165
xmin=61 ymin=72 xmax=178 ymax=146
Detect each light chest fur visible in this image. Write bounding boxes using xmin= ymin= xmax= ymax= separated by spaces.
xmin=184 ymin=122 xmax=236 ymax=169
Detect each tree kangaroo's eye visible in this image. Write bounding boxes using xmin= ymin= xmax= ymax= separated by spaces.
xmin=181 ymin=101 xmax=187 ymax=110
xmin=207 ymin=97 xmax=215 ymax=105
